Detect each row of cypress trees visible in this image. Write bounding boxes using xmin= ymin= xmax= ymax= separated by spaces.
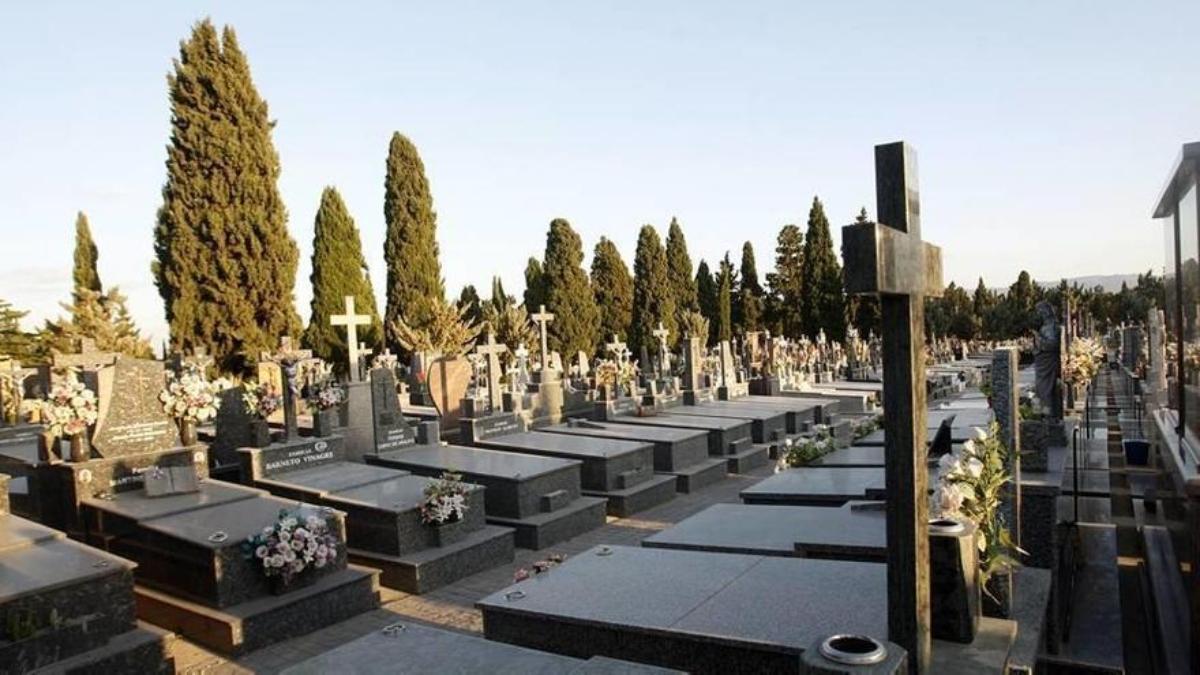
xmin=515 ymin=197 xmax=862 ymax=361
xmin=151 ymin=20 xmax=443 ymax=374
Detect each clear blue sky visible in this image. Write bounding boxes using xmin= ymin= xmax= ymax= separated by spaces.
xmin=2 ymin=2 xmax=1196 ymax=346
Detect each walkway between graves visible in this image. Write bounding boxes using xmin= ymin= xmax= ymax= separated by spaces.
xmin=172 ymin=461 xmax=777 ymax=673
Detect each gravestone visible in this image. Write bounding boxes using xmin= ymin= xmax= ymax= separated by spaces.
xmin=653 ymin=323 xmax=671 ymax=378
xmin=371 ymin=367 xmax=417 ymax=452
xmin=86 ymin=357 xmax=180 ymax=457
xmin=427 ymin=355 xmax=472 ymax=432
xmin=842 ymin=140 xmax=943 ymax=671
xmin=991 ymin=347 xmax=1021 ymax=551
xmin=331 ymin=296 xmax=377 ymax=458
xmin=531 ymin=305 xmax=555 ymax=383
xmin=210 ymin=384 xmax=255 ymax=471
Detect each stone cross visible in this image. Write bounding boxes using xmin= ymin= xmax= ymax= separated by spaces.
xmin=269 ymin=336 xmax=315 ymax=440
xmin=52 ymin=337 xmax=118 ymax=372
xmin=605 ymin=335 xmax=627 ymax=362
xmin=531 ymin=304 xmax=555 ymax=369
xmin=652 ymin=323 xmax=671 ymax=376
xmin=474 ymin=332 xmax=508 ymax=414
xmin=330 ymin=295 xmax=373 ymax=382
xmin=842 ymin=141 xmax=943 ymax=672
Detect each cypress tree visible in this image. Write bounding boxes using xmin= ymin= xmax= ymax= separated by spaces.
xmin=457 ymin=284 xmax=483 ymax=327
xmin=630 ymin=225 xmax=676 ymax=357
xmin=383 ymin=132 xmax=444 ymax=352
xmin=0 ymin=299 xmax=36 ymax=363
xmin=767 ymin=224 xmax=804 ymax=338
xmin=72 ymin=212 xmax=102 ymax=301
xmin=302 ymin=187 xmax=381 ymax=374
xmin=41 ymin=288 xmax=153 ymax=359
xmin=696 ymin=260 xmax=718 ymax=345
xmin=590 ymin=237 xmax=634 ymax=349
xmin=523 ymin=257 xmax=545 ymax=311
xmin=736 ymin=241 xmax=763 ymax=332
xmin=716 ymin=254 xmax=734 ymax=342
xmin=153 ymin=20 xmax=300 ymax=374
xmin=541 ymin=218 xmax=600 ymax=356
xmin=665 ymin=218 xmax=698 ymax=343
xmin=800 ymin=197 xmax=846 ymax=341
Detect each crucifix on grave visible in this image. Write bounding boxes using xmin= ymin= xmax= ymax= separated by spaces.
xmin=268 ymin=336 xmax=315 ymax=441
xmin=330 ymin=295 xmax=374 ymax=382
xmin=52 ymin=338 xmax=119 ymax=373
xmin=605 ymin=335 xmax=627 ymax=363
xmin=842 ymin=141 xmax=943 ymax=672
xmin=652 ymin=323 xmax=671 ymax=377
xmin=531 ymin=304 xmax=555 ymax=370
xmin=474 ymin=332 xmax=508 ymax=415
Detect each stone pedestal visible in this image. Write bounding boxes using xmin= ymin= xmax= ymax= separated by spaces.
xmin=749 ymin=377 xmax=781 ymax=396
xmin=342 ymin=381 xmax=373 ymax=462
xmin=928 ymin=519 xmax=979 ymax=643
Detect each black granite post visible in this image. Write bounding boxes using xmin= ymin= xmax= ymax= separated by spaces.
xmin=842 ymin=141 xmax=943 ymax=673
xmin=991 ymin=347 xmax=1021 ymax=550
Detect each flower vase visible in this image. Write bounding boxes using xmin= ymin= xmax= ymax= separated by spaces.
xmin=249 ymin=419 xmax=272 ymax=448
xmin=425 ymin=517 xmax=468 ymax=548
xmin=982 ymin=570 xmax=1013 ymax=619
xmin=269 ymin=571 xmax=319 ymax=596
xmin=68 ymin=433 xmax=90 ymax=463
xmin=313 ymin=408 xmax=338 ymax=437
xmin=178 ymin=419 xmax=198 ymax=447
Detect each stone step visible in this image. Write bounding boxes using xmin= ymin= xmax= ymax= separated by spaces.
xmin=25 ymin=621 xmax=175 ymax=675
xmin=135 ymin=564 xmax=379 ymax=656
xmin=724 ymin=443 xmax=770 ymax=474
xmin=486 ymin=495 xmax=609 ymax=550
xmin=661 ymin=457 xmax=728 ymax=494
xmin=584 ymin=473 xmax=677 ymax=518
xmin=348 ymin=523 xmax=515 ymax=594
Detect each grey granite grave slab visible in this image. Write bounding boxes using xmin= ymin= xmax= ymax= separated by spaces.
xmin=82 ymin=480 xmax=263 ymax=531
xmin=369 ymin=444 xmax=607 ymax=549
xmin=814 ymin=444 xmax=961 ymax=468
xmin=478 ymin=545 xmax=887 ymax=674
xmin=539 ymin=421 xmax=726 ymax=493
xmin=607 ymin=413 xmax=766 ymax=470
xmin=741 ymin=467 xmax=887 ymax=505
xmin=677 ymin=401 xmax=790 ymax=442
xmin=643 ymin=502 xmax=886 ymax=560
xmin=281 ymin=621 xmax=683 ymax=675
xmin=478 ymin=432 xmax=675 ymax=517
xmin=714 ymin=395 xmax=828 ymax=433
xmin=257 ymin=462 xmax=406 ymax=499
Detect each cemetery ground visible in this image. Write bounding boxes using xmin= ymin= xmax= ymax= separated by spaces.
xmin=172 ymin=461 xmax=776 ymax=673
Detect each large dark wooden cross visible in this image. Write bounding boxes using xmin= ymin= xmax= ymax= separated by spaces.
xmin=843 ymin=141 xmax=943 ymax=672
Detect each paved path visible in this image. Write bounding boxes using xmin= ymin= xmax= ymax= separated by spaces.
xmin=174 ymin=463 xmax=777 ymax=673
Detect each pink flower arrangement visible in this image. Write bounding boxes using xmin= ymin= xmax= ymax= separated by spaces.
xmin=40 ymin=376 xmax=98 ymax=438
xmin=245 ymin=510 xmax=340 ymax=586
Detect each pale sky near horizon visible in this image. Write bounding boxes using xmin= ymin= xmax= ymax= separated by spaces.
xmin=1 ymin=2 xmax=1196 ymax=347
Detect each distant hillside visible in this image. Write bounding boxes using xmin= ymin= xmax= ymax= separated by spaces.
xmin=1037 ymin=274 xmax=1142 ymax=293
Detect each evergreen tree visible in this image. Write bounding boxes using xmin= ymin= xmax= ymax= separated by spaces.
xmin=72 ymin=212 xmax=102 ymax=301
xmin=0 ymin=299 xmax=37 ymax=363
xmin=736 ymin=241 xmax=763 ymax=332
xmin=766 ymin=224 xmax=804 ymax=338
xmin=590 ymin=237 xmax=634 ymax=348
xmin=153 ymin=20 xmax=300 ymax=374
xmin=481 ymin=276 xmax=536 ymax=369
xmin=302 ymin=187 xmax=381 ymax=374
xmin=696 ymin=260 xmax=718 ymax=345
xmin=716 ymin=254 xmax=734 ymax=342
xmin=1005 ymin=270 xmax=1038 ymax=337
xmin=800 ymin=196 xmax=846 ymax=341
xmin=490 ymin=276 xmax=512 ymax=311
xmin=457 ymin=284 xmax=483 ymax=327
xmin=41 ymin=288 xmax=153 ymax=359
xmin=383 ymin=132 xmax=444 ymax=353
xmin=630 ymin=225 xmax=676 ymax=357
xmin=541 ymin=218 xmax=600 ymax=356
xmin=665 ymin=218 xmax=698 ymax=343
xmin=523 ymin=257 xmax=545 ymax=311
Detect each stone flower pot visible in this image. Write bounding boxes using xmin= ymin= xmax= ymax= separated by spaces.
xmin=313 ymin=408 xmax=339 ymax=437
xmin=67 ymin=433 xmax=91 ymax=462
xmin=982 ymin=569 xmax=1013 ymax=619
xmin=178 ymin=418 xmax=198 ymax=447
xmin=249 ymin=419 xmax=272 ymax=448
xmin=424 ymin=516 xmax=469 ymax=548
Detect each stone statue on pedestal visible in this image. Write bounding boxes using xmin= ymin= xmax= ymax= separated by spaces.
xmin=1033 ymin=301 xmax=1063 ymax=419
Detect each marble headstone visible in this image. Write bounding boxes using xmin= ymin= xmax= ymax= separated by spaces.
xmin=85 ymin=357 xmax=179 ymax=457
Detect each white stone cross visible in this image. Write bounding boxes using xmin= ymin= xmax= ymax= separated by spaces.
xmin=474 ymin=331 xmax=509 ymax=413
xmin=605 ymin=334 xmax=627 ymax=362
xmin=531 ymin=304 xmax=555 ymax=369
xmin=330 ymin=295 xmax=373 ymax=382
xmin=652 ymin=322 xmax=671 ymax=375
